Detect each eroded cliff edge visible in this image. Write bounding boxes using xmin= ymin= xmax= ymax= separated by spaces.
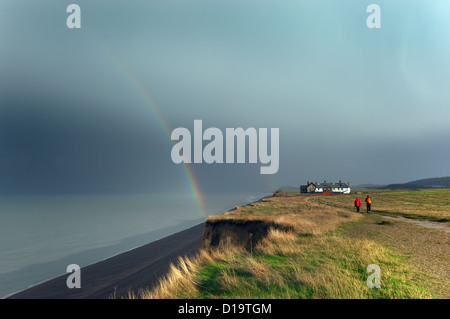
xmin=201 ymin=197 xmax=293 ymax=251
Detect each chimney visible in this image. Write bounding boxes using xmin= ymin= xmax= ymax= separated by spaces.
xmin=339 ymin=180 xmax=342 ymax=185
xmin=307 ymin=181 xmax=309 ymax=185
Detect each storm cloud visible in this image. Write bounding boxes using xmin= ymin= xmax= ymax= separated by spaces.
xmin=1 ymin=0 xmax=449 ymax=194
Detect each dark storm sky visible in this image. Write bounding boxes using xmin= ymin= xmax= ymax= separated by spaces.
xmin=1 ymin=1 xmax=449 ymax=194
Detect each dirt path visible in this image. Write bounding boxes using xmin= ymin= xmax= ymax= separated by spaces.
xmin=376 ymin=214 xmax=449 ymax=233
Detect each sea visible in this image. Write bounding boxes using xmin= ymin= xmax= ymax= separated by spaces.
xmin=0 ymin=192 xmax=269 ymax=298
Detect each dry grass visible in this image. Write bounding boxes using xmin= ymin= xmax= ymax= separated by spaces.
xmin=209 ymin=196 xmax=361 ymax=236
xmin=127 ymin=255 xmax=199 ymax=299
xmin=315 ymin=189 xmax=450 ymax=222
xmin=133 ymin=230 xmax=435 ymax=299
xmin=258 ymin=229 xmax=303 ymax=256
xmin=128 ymin=190 xmax=449 ymax=299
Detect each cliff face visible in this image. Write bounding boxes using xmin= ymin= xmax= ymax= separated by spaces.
xmin=201 ymin=219 xmax=292 ymax=251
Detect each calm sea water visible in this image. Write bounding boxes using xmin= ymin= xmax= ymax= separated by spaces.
xmin=0 ymin=192 xmax=269 ymax=298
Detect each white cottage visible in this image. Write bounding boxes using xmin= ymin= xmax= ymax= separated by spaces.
xmin=315 ymin=181 xmax=332 ymax=193
xmin=332 ymin=180 xmax=351 ymax=194
xmin=313 ymin=180 xmax=350 ymax=194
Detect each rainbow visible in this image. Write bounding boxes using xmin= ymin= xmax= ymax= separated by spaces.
xmin=87 ymin=31 xmax=207 ymax=217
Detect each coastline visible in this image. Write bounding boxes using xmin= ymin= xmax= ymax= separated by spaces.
xmin=7 ymin=194 xmax=271 ymax=299
xmin=8 ymin=222 xmax=206 ymax=299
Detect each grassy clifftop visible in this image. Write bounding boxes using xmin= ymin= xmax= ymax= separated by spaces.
xmin=130 ymin=190 xmax=450 ymax=299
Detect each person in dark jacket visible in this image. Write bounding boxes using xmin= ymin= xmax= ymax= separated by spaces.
xmin=354 ymin=197 xmax=362 ymax=213
xmin=365 ymin=195 xmax=372 ymax=213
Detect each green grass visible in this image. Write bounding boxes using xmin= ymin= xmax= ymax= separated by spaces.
xmin=135 ymin=189 xmax=449 ymax=299
xmin=191 ymin=227 xmax=436 ymax=299
xmin=314 ymin=189 xmax=450 ymax=223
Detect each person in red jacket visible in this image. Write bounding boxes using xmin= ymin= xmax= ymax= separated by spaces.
xmin=354 ymin=197 xmax=362 ymax=213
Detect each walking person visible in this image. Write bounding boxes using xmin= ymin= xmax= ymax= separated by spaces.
xmin=365 ymin=195 xmax=372 ymax=213
xmin=354 ymin=197 xmax=362 ymax=213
